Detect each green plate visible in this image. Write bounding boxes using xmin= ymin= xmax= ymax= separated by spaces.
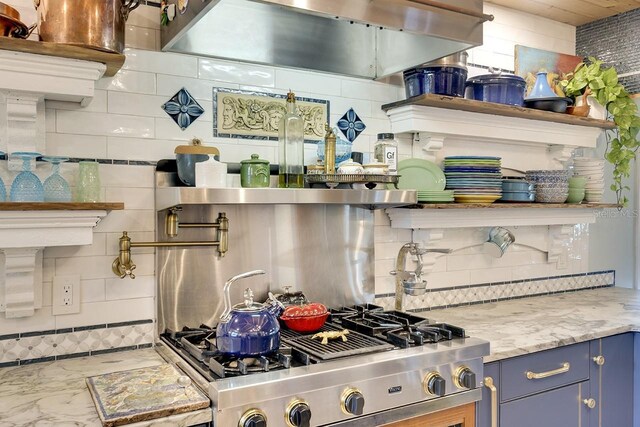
xmin=397 ymin=159 xmax=446 ymax=191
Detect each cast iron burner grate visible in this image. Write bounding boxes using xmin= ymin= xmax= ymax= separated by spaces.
xmin=280 ymin=324 xmax=393 ymax=362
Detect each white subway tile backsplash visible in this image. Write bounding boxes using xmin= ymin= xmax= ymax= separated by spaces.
xmin=106 ymin=232 xmax=155 ymax=256
xmin=106 ymin=136 xmax=177 ymax=161
xmin=45 ymin=133 xmax=108 ymax=159
xmin=56 ymin=111 xmax=155 ymax=139
xmin=155 ymin=117 xmax=212 ymax=142
xmin=81 ymin=279 xmax=106 ymax=303
xmin=340 ymin=79 xmax=401 ymax=103
xmin=54 ymin=297 xmax=155 ymax=329
xmin=105 ymin=187 xmax=154 ymax=210
xmin=123 ymin=49 xmax=198 ymax=78
xmin=125 ymin=25 xmax=158 ymax=51
xmin=199 ymin=58 xmax=275 ymax=87
xmin=275 ymin=69 xmax=341 ymax=96
xmin=96 ymin=70 xmax=157 ymax=95
xmin=98 ymin=164 xmax=155 ymax=188
xmin=156 ymin=74 xmax=238 ymax=101
xmin=106 ymin=275 xmax=155 ymax=300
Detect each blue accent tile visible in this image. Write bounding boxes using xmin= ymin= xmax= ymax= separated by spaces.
xmin=74 ymin=324 xmax=106 ymax=332
xmin=20 ymin=356 xmax=55 ymax=365
xmin=138 ymin=343 xmax=154 ymax=349
xmin=0 ymin=361 xmax=19 ymax=368
xmin=107 ymin=319 xmax=153 ymax=328
xmin=0 ymin=333 xmax=19 ymax=340
xmin=56 ymin=352 xmax=90 ymax=360
xmin=92 ymin=345 xmax=138 ymax=356
xmin=337 ymin=108 xmax=366 ymax=142
xmin=162 ymin=88 xmax=204 ymax=130
xmin=20 ymin=330 xmax=56 ymax=338
xmin=55 ymin=328 xmax=73 ymax=334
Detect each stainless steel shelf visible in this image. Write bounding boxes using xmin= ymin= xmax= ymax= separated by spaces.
xmin=156 ymin=187 xmax=416 ymax=210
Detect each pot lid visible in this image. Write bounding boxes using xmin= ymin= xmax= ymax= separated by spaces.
xmin=241 ymin=154 xmax=269 ymax=165
xmin=174 ymin=137 xmax=220 ymax=155
xmin=467 ymin=73 xmax=525 ymax=85
xmin=423 ymin=51 xmax=468 ymax=69
xmin=0 ymin=2 xmax=21 ymax=21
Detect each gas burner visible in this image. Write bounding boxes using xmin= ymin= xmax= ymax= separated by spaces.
xmin=208 ymin=349 xmax=293 ymax=378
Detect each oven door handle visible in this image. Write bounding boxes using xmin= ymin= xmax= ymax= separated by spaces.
xmin=484 ymin=376 xmax=498 ymax=427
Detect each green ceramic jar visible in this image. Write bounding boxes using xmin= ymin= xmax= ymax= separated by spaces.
xmin=241 ymin=154 xmax=270 ymax=188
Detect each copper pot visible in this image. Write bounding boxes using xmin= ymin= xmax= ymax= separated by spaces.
xmin=0 ymin=2 xmax=31 ymax=38
xmin=35 ymin=0 xmax=140 ymax=54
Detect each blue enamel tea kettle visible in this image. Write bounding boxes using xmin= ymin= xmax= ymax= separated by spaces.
xmin=216 ymin=270 xmax=284 ymax=357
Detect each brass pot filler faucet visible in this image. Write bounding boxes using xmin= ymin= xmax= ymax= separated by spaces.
xmin=112 ymin=207 xmax=229 ymax=279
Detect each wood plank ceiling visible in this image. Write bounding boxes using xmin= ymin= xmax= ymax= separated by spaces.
xmin=485 ymin=0 xmax=640 ymax=26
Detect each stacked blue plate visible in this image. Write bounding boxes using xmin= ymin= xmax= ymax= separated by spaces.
xmin=443 ymin=156 xmax=502 ymax=203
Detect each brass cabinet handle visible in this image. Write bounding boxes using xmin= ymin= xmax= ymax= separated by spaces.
xmin=593 ymin=355 xmax=605 ymax=366
xmin=484 ymin=376 xmax=498 ymax=427
xmin=583 ymin=398 xmax=596 ymax=409
xmin=525 ymin=362 xmax=570 ymax=380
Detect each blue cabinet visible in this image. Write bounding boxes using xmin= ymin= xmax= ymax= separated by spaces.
xmin=589 ymin=333 xmax=634 ymax=427
xmin=477 ymin=333 xmax=635 ymax=427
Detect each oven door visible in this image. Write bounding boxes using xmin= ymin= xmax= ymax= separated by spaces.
xmin=326 ymin=390 xmax=480 ymax=427
xmin=381 ymin=403 xmax=475 ymax=427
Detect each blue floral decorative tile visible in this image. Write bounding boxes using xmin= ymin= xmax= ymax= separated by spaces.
xmin=337 ymin=108 xmax=366 ymax=142
xmin=162 ymin=88 xmax=204 ymax=130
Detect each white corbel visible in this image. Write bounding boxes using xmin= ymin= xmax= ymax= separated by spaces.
xmin=413 ymin=132 xmax=445 ymax=163
xmin=549 ymin=145 xmax=576 ymax=169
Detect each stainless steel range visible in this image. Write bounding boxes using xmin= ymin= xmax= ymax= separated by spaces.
xmin=157 ymin=304 xmax=488 ymax=426
xmin=151 ymin=167 xmax=489 ymax=426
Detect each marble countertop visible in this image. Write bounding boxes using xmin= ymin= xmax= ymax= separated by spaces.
xmin=0 ymin=348 xmax=212 ymax=427
xmin=425 ymin=287 xmax=640 ymax=363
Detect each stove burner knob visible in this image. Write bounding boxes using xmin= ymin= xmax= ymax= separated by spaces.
xmin=286 ymin=400 xmax=311 ymax=427
xmin=239 ymin=409 xmax=267 ymax=427
xmin=454 ymin=366 xmax=477 ymax=389
xmin=423 ymin=372 xmax=446 ymax=397
xmin=341 ymin=387 xmax=365 ymax=415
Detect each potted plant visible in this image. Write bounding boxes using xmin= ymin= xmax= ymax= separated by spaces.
xmin=562 ymin=57 xmax=640 ymax=206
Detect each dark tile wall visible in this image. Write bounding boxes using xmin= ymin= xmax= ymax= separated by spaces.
xmin=576 ymin=8 xmax=640 ymax=94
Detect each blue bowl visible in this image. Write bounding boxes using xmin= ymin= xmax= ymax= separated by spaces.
xmin=499 ymin=191 xmax=536 ymax=202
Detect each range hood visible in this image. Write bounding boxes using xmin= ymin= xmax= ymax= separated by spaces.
xmin=161 ymin=0 xmax=491 ymax=79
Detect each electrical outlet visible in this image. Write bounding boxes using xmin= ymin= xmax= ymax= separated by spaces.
xmin=52 ymin=275 xmax=80 ymax=315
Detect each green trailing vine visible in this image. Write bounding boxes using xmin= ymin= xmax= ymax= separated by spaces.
xmin=562 ymin=57 xmax=640 ymax=206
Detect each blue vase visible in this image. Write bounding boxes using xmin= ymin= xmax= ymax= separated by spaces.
xmin=527 ymin=71 xmax=558 ymax=99
xmin=10 ymin=152 xmax=44 ymax=202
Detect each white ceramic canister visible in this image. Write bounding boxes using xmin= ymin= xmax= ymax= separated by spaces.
xmin=195 ymin=156 xmax=227 ymax=188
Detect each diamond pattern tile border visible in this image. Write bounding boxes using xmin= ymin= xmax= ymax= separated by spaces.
xmin=374 ymin=270 xmax=615 ymax=313
xmin=0 ymin=319 xmax=154 ymax=366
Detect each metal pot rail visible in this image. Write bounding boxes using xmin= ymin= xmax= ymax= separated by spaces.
xmin=112 ymin=208 xmax=229 ymax=279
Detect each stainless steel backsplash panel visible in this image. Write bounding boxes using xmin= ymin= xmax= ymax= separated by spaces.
xmin=157 ymin=204 xmax=374 ymax=333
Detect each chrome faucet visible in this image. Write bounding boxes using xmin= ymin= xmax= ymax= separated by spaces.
xmin=390 ymin=243 xmax=452 ymax=311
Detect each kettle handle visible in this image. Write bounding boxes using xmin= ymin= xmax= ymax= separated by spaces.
xmin=220 ymin=270 xmax=266 ymax=321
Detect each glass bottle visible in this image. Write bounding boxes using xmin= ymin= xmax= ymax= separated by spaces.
xmin=374 ymin=133 xmax=398 ymax=174
xmin=278 ymin=91 xmax=304 ymax=188
xmin=76 ymin=161 xmax=101 ymax=202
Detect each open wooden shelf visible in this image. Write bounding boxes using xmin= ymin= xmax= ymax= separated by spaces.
xmin=0 ymin=202 xmax=124 ymax=211
xmin=382 ymin=94 xmax=616 ymax=130
xmin=411 ymin=203 xmax=620 ymax=209
xmin=0 ymin=37 xmax=125 ymax=77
